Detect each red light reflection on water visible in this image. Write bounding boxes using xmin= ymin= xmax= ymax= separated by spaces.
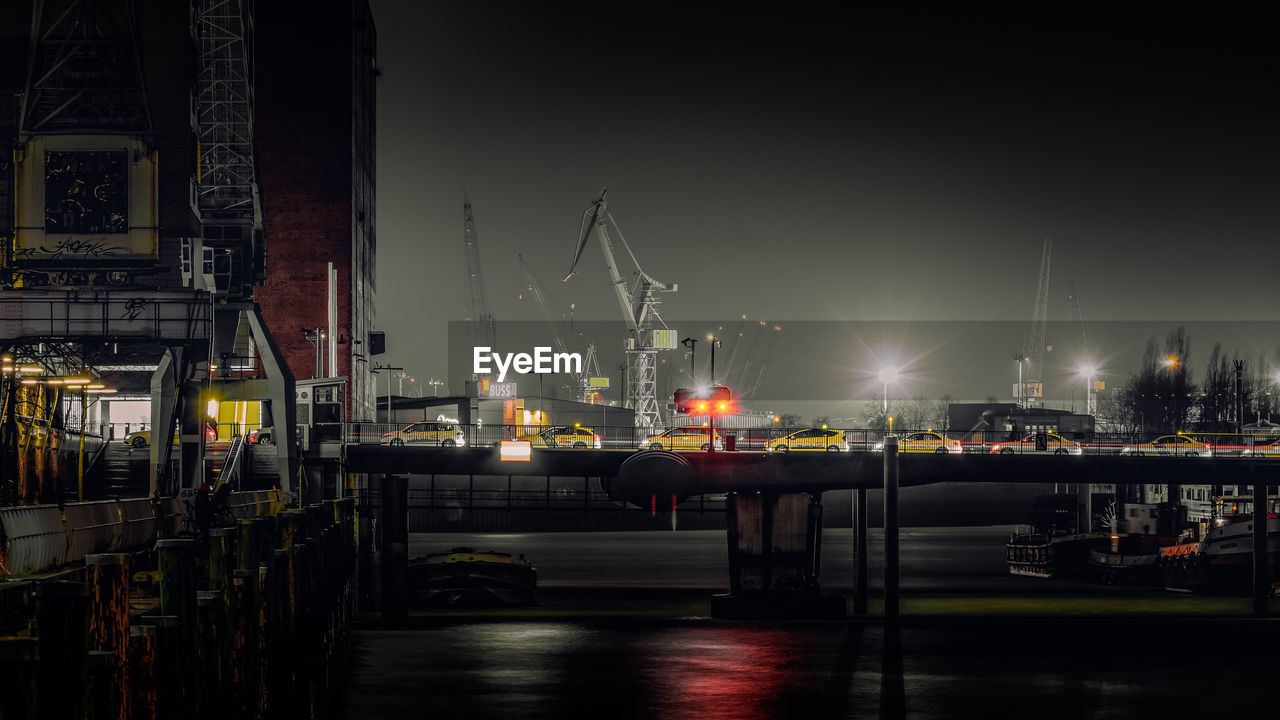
xmin=642 ymin=627 xmax=817 ymax=720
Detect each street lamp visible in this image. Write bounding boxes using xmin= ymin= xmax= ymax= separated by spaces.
xmin=304 ymin=327 xmax=327 ymax=378
xmin=705 ymin=334 xmax=722 ymax=384
xmin=1076 ymin=362 xmax=1098 ymax=416
xmin=877 ymin=366 xmax=900 ymax=413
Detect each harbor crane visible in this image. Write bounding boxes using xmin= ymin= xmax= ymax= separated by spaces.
xmin=564 ymin=189 xmax=678 ymax=430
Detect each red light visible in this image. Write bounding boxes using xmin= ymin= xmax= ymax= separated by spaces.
xmin=697 ymin=402 xmax=707 ymax=411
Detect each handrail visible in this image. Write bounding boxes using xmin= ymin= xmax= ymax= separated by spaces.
xmin=214 ymin=434 xmax=246 ymax=492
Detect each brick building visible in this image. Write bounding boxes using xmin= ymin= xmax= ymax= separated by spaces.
xmin=256 ymin=1 xmax=379 ymax=421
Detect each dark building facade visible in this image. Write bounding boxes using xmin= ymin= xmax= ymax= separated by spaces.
xmin=948 ymin=402 xmax=1095 ymax=439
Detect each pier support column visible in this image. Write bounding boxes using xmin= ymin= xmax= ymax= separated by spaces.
xmin=1252 ymin=474 xmax=1269 ymax=616
xmin=380 ymin=474 xmax=409 ymax=619
xmin=854 ymin=487 xmax=868 ymax=615
xmin=883 ymin=435 xmax=900 ymax=621
xmin=711 ymin=491 xmax=844 ymax=620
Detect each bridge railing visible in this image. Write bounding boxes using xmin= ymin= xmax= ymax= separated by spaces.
xmin=339 ymin=422 xmax=1280 ymax=459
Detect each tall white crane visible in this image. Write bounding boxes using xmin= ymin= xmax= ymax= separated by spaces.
xmin=564 ymin=189 xmax=677 ymax=430
xmin=463 ymin=192 xmax=496 ymax=352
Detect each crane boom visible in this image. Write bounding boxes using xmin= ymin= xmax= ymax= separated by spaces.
xmin=563 ymin=189 xmax=678 ymax=429
xmin=520 ymin=253 xmax=573 ymax=359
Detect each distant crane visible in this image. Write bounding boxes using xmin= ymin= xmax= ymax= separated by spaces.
xmin=519 ymin=253 xmax=602 ymax=403
xmin=564 ymin=189 xmax=678 ymax=430
xmin=1022 ymin=238 xmax=1052 ymax=408
xmin=463 ymin=192 xmax=496 ymax=352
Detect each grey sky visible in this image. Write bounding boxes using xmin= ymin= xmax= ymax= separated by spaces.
xmin=370 ymin=2 xmax=1278 ymax=405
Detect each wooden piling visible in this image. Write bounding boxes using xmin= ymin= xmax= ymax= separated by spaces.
xmin=156 ymin=539 xmax=196 ymax=625
xmin=128 ymin=625 xmax=158 ymax=720
xmin=87 ymin=649 xmax=119 ymax=720
xmin=141 ymin=615 xmax=184 ymax=720
xmin=86 ymin=553 xmax=131 ymax=720
xmin=36 ymin=581 xmax=89 ymax=720
xmin=0 ymin=637 xmax=39 ymax=720
xmin=229 ymin=570 xmax=258 ymax=717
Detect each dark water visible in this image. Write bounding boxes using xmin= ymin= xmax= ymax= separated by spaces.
xmin=407 ymin=525 xmax=1073 ymax=592
xmin=334 ymin=528 xmax=1280 ymax=719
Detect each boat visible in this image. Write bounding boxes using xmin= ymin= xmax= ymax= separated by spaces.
xmin=1087 ymin=533 xmax=1177 ymax=586
xmin=1158 ymin=511 xmax=1280 ymax=593
xmin=1007 ymin=494 xmax=1110 ymax=578
xmin=1008 ymin=530 xmax=1113 ymax=578
xmin=407 ymin=547 xmax=537 ymax=606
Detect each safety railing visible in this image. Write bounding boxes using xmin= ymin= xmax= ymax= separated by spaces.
xmin=339 ymin=423 xmax=1280 ymax=459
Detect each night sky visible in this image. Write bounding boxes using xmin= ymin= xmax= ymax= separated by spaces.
xmin=369 ymin=2 xmax=1277 ymax=409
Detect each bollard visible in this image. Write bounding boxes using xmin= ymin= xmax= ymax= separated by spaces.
xmin=156 ymin=539 xmax=197 ymax=624
xmin=229 ymin=570 xmax=258 ymax=717
xmin=36 ymin=581 xmax=89 ymax=720
xmin=86 ymin=553 xmax=131 ymax=720
xmin=380 ymin=473 xmax=409 ymax=620
xmin=209 ymin=526 xmax=237 ymax=596
xmin=195 ymin=591 xmax=225 ymax=718
xmin=87 ymin=650 xmax=119 ymax=720
xmin=141 ymin=615 xmax=184 ymax=720
xmin=0 ymin=637 xmax=39 ymax=720
xmin=128 ymin=625 xmax=158 ymax=720
xmin=236 ymin=518 xmax=259 ymax=572
xmin=883 ymin=435 xmax=900 ymax=620
xmin=1253 ymin=474 xmax=1269 ymax=616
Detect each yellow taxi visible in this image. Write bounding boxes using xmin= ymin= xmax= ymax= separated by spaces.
xmin=1120 ymin=434 xmax=1211 ymax=457
xmin=990 ymin=431 xmax=1083 ymax=456
xmin=642 ymin=426 xmax=724 ymax=451
xmin=381 ymin=420 xmax=466 ymax=447
xmin=124 ymin=427 xmax=215 ymax=447
xmin=517 ymin=425 xmax=601 ymax=449
xmin=769 ymin=428 xmax=848 ymax=452
xmin=874 ymin=431 xmax=962 ymax=454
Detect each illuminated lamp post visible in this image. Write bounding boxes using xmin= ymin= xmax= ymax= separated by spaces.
xmin=1077 ymin=362 xmax=1098 ymax=416
xmin=877 ymin=366 xmax=900 ymax=414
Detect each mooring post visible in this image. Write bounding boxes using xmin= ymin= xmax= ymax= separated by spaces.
xmin=0 ymin=637 xmax=39 ymax=720
xmin=854 ymin=487 xmax=868 ymax=615
xmin=381 ymin=473 xmax=409 ymax=619
xmin=86 ymin=553 xmax=130 ymax=720
xmin=883 ymin=435 xmax=899 ymax=620
xmin=1253 ymin=471 xmax=1268 ymax=616
xmin=36 ymin=581 xmax=89 ymax=719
